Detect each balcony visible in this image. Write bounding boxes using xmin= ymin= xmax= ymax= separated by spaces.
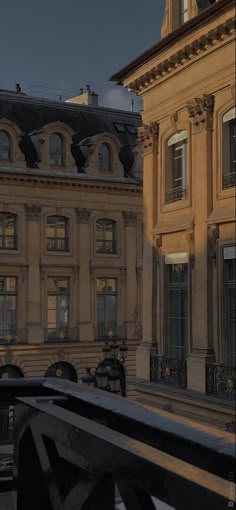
xmin=150 ymin=354 xmax=187 ymax=390
xmin=96 ymin=239 xmax=116 ymax=254
xmin=44 ymin=327 xmax=79 ymax=343
xmin=46 ymin=237 xmax=69 ymax=252
xmin=165 ymin=186 xmax=185 ymax=204
xmin=0 ymin=329 xmax=28 ymax=345
xmin=206 ymin=363 xmax=236 ymax=400
xmin=223 ymin=171 xmax=236 ymax=189
xmin=95 ymin=322 xmax=126 ymax=340
xmin=0 ymin=378 xmax=234 ymax=509
xmin=0 ymin=235 xmax=17 ymax=250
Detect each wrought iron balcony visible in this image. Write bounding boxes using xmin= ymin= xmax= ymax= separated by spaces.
xmin=0 ymin=378 xmax=234 ymax=509
xmin=223 ymin=171 xmax=236 ymax=189
xmin=47 ymin=237 xmax=69 ymax=251
xmin=0 ymin=235 xmax=17 ymax=250
xmin=45 ymin=327 xmax=79 ymax=343
xmin=165 ymin=186 xmax=186 ymax=203
xmin=95 ymin=323 xmax=126 ymax=340
xmin=0 ymin=329 xmax=28 ymax=345
xmin=206 ymin=363 xmax=236 ymax=400
xmin=150 ymin=354 xmax=187 ymax=389
xmin=96 ymin=239 xmax=116 ymax=254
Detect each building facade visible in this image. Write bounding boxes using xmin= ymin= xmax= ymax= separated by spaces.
xmin=0 ymin=88 xmax=142 ymax=389
xmin=111 ymin=0 xmax=235 ymax=428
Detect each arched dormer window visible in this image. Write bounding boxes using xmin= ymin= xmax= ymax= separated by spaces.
xmin=96 ymin=219 xmax=116 ymax=254
xmin=0 ymin=213 xmax=17 ymax=250
xmin=46 ymin=215 xmax=68 ymax=252
xmin=222 ymin=108 xmax=236 ymax=189
xmin=98 ymin=143 xmax=112 ymax=172
xmin=166 ymin=130 xmax=188 ymax=204
xmin=0 ymin=131 xmax=10 ymax=161
xmin=49 ymin=133 xmax=64 ymax=166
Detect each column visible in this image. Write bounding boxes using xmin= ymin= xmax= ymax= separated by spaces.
xmin=187 ymin=94 xmax=215 ymax=392
xmin=123 ymin=212 xmax=137 ymax=339
xmin=25 ymin=205 xmax=43 ymax=343
xmin=136 ymin=122 xmax=159 ymax=379
xmin=76 ymin=208 xmax=94 ymax=341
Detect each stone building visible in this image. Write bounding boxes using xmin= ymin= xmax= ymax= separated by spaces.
xmin=111 ymin=0 xmax=235 ymax=428
xmin=0 ymin=87 xmax=142 ymax=390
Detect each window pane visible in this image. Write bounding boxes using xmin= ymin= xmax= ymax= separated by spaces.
xmin=6 ymin=278 xmax=16 ymax=292
xmin=230 ymin=119 xmax=236 ymax=174
xmin=0 ymin=131 xmax=10 ymax=161
xmin=98 ymin=143 xmax=111 ymax=172
xmin=224 ymin=258 xmax=236 ymax=365
xmin=49 ymin=133 xmax=63 ymax=166
xmin=166 ymin=264 xmax=188 ymax=359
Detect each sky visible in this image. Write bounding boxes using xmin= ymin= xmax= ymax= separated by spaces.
xmin=0 ymin=0 xmax=165 ymax=111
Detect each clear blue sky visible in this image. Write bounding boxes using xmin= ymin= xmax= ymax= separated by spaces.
xmin=0 ymin=0 xmax=165 ymax=110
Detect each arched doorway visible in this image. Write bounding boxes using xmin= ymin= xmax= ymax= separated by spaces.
xmin=45 ymin=362 xmax=78 ymax=382
xmin=0 ymin=364 xmax=24 ymax=379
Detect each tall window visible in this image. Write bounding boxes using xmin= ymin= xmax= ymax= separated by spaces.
xmin=96 ymin=219 xmax=116 ymax=254
xmin=47 ymin=278 xmax=69 ymax=341
xmin=96 ymin=278 xmax=117 ymax=338
xmin=223 ymin=248 xmax=236 ymax=366
xmin=49 ymin=133 xmax=64 ymax=166
xmin=179 ymin=0 xmax=189 ymax=24
xmin=0 ymin=131 xmax=10 ymax=161
xmin=166 ymin=131 xmax=187 ymax=203
xmin=0 ymin=277 xmax=17 ymax=342
xmin=0 ymin=213 xmax=17 ymax=250
xmin=46 ymin=216 xmax=68 ymax=251
xmin=98 ymin=143 xmax=112 ymax=172
xmin=222 ymin=109 xmax=236 ymax=189
xmin=165 ymin=261 xmax=188 ymax=360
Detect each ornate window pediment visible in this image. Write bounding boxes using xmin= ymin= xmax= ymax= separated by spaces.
xmin=80 ymin=132 xmax=123 ymax=177
xmin=30 ymin=122 xmax=77 ymax=172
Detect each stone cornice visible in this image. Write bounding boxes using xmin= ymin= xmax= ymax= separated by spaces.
xmin=128 ymin=17 xmax=235 ymax=94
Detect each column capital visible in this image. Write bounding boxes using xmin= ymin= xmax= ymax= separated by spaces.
xmin=122 ymin=211 xmax=137 ymax=225
xmin=25 ymin=204 xmax=41 ymax=221
xmin=138 ymin=121 xmax=159 ymax=155
xmin=187 ymin=94 xmax=215 ymax=132
xmin=76 ymin=208 xmax=91 ymax=224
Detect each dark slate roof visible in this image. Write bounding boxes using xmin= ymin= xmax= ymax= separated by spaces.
xmin=0 ymin=91 xmax=141 ymax=177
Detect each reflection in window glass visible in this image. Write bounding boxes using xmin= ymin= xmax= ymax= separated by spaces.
xmin=96 ymin=278 xmax=117 ymax=337
xmin=0 ymin=277 xmax=17 ymax=342
xmin=98 ymin=143 xmax=112 ymax=172
xmin=49 ymin=133 xmax=63 ymax=166
xmin=0 ymin=213 xmax=17 ymax=250
xmin=47 ymin=216 xmax=68 ymax=251
xmin=47 ymin=278 xmax=69 ymax=340
xmin=96 ymin=219 xmax=116 ymax=254
xmin=0 ymin=131 xmax=10 ymax=161
xmin=165 ymin=264 xmax=188 ymax=360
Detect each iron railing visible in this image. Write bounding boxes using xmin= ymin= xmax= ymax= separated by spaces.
xmin=223 ymin=171 xmax=236 ymax=189
xmin=45 ymin=327 xmax=79 ymax=343
xmin=96 ymin=323 xmax=126 ymax=340
xmin=0 ymin=328 xmax=28 ymax=345
xmin=0 ymin=377 xmax=234 ymax=509
xmin=166 ymin=186 xmax=186 ymax=203
xmin=150 ymin=354 xmax=187 ymax=389
xmin=47 ymin=237 xmax=69 ymax=251
xmin=0 ymin=234 xmax=17 ymax=249
xmin=206 ymin=363 xmax=236 ymax=399
xmin=96 ymin=239 xmax=116 ymax=254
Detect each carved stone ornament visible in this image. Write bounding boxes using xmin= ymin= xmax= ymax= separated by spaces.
xmin=4 ymin=350 xmax=14 ymax=365
xmin=76 ymin=208 xmax=91 ymax=224
xmin=171 ymin=112 xmax=178 ymax=132
xmin=138 ymin=122 xmax=159 ymax=155
xmin=57 ymin=350 xmax=65 ymax=361
xmin=208 ymin=224 xmax=219 ymax=264
xmin=186 ymin=229 xmax=195 ymax=268
xmin=25 ymin=204 xmax=41 ymax=221
xmin=155 ymin=235 xmax=162 ymax=266
xmin=123 ymin=211 xmax=137 ymax=225
xmin=187 ymin=94 xmax=215 ymax=131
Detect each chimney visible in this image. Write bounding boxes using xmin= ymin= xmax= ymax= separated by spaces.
xmin=66 ymin=84 xmax=99 ymax=106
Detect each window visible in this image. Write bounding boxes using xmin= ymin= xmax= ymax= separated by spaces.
xmin=222 ymin=109 xmax=236 ymax=189
xmin=165 ymin=257 xmax=188 ymax=360
xmin=46 ymin=216 xmax=68 ymax=252
xmin=96 ymin=219 xmax=116 ymax=254
xmin=0 ymin=213 xmax=17 ymax=250
xmin=179 ymin=0 xmax=189 ymax=24
xmin=166 ymin=131 xmax=187 ymax=203
xmin=98 ymin=143 xmax=112 ymax=172
xmin=0 ymin=277 xmax=17 ymax=343
xmin=96 ymin=278 xmax=117 ymax=338
xmin=223 ymin=247 xmax=236 ymax=366
xmin=0 ymin=131 xmax=10 ymax=161
xmin=47 ymin=278 xmax=69 ymax=341
xmin=49 ymin=133 xmax=64 ymax=166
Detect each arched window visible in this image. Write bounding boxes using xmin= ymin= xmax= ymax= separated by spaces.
xmin=45 ymin=362 xmax=77 ymax=382
xmin=96 ymin=219 xmax=116 ymax=254
xmin=166 ymin=131 xmax=188 ymax=203
xmin=0 ymin=213 xmax=17 ymax=249
xmin=49 ymin=133 xmax=64 ymax=166
xmin=46 ymin=216 xmax=68 ymax=251
xmin=222 ymin=108 xmax=236 ymax=189
xmin=0 ymin=131 xmax=10 ymax=161
xmin=98 ymin=143 xmax=112 ymax=172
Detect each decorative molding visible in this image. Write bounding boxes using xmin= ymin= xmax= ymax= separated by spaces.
xmin=155 ymin=235 xmax=162 ymax=266
xmin=187 ymin=94 xmax=215 ymax=131
xmin=128 ymin=17 xmax=235 ymax=93
xmin=170 ymin=112 xmax=178 ymax=132
xmin=4 ymin=350 xmax=14 ymax=365
xmin=25 ymin=204 xmax=41 ymax=221
xmin=208 ymin=224 xmax=219 ymax=264
xmin=138 ymin=122 xmax=159 ymax=155
xmin=122 ymin=211 xmax=137 ymax=225
xmin=186 ymin=228 xmax=195 ymax=268
xmin=57 ymin=350 xmax=65 ymax=362
xmin=76 ymin=208 xmax=91 ymax=224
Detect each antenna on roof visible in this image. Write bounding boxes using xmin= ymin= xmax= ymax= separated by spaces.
xmin=16 ymin=83 xmax=21 ymax=93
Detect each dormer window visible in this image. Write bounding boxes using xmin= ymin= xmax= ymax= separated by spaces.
xmin=0 ymin=131 xmax=10 ymax=161
xmin=98 ymin=143 xmax=112 ymax=172
xmin=179 ymin=0 xmax=189 ymax=24
xmin=49 ymin=133 xmax=64 ymax=166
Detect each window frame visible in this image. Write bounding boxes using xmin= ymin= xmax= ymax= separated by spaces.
xmin=46 ymin=215 xmax=69 ymax=253
xmin=0 ymin=130 xmax=11 ymax=162
xmin=49 ymin=132 xmax=64 ymax=167
xmin=222 ymin=246 xmax=236 ymax=367
xmin=0 ymin=277 xmax=17 ymax=342
xmin=96 ymin=277 xmax=117 ymax=339
xmin=165 ymin=131 xmax=188 ymax=204
xmin=179 ymin=0 xmax=189 ymax=24
xmin=47 ymin=277 xmax=70 ymax=341
xmin=98 ymin=143 xmax=112 ymax=172
xmin=95 ymin=219 xmax=117 ymax=255
xmin=222 ymin=108 xmax=236 ymax=190
xmin=0 ymin=213 xmax=17 ymax=250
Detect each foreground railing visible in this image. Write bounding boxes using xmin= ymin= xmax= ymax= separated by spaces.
xmin=0 ymin=378 xmax=235 ymax=509
xmin=150 ymin=353 xmax=187 ymax=389
xmin=206 ymin=363 xmax=236 ymax=400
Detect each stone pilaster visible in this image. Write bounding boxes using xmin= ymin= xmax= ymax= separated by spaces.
xmin=76 ymin=208 xmax=93 ymax=341
xmin=123 ymin=212 xmax=137 ymax=340
xmin=25 ymin=205 xmax=43 ymax=343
